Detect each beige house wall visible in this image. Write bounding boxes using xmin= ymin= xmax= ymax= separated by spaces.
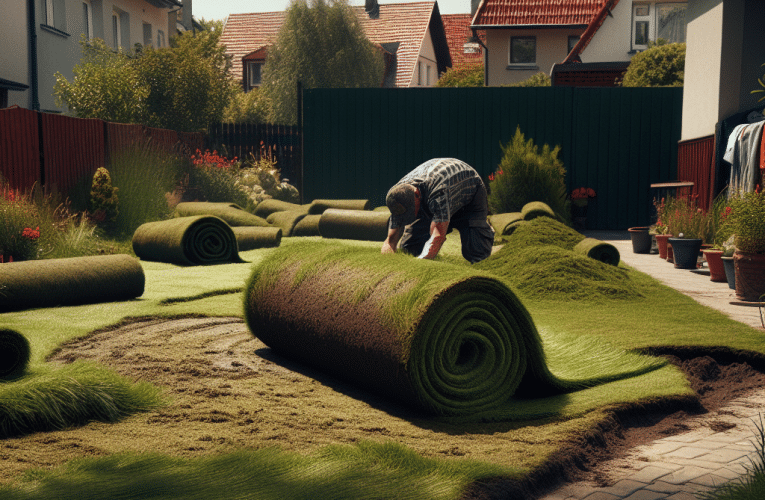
xmin=1 ymin=0 xmax=31 ymax=108
xmin=579 ymin=0 xmax=633 ymax=62
xmin=410 ymin=27 xmax=439 ymax=87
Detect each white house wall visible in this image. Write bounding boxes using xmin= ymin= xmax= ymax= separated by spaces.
xmin=579 ymin=0 xmax=632 ymax=63
xmin=1 ymin=0 xmax=31 ymax=108
xmin=410 ymin=27 xmax=438 ymax=87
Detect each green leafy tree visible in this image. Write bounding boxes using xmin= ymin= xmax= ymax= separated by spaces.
xmin=436 ymin=64 xmax=484 ymax=87
xmin=260 ymin=0 xmax=385 ymax=125
xmin=620 ymin=41 xmax=685 ymax=87
xmin=55 ymin=20 xmax=236 ymax=132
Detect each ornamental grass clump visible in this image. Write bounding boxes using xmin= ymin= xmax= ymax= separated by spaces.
xmin=487 ymin=127 xmax=569 ymax=222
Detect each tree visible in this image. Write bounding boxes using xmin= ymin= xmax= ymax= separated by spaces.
xmin=436 ymin=64 xmax=484 ymax=87
xmin=620 ymin=41 xmax=685 ymax=87
xmin=54 ymin=20 xmax=237 ymax=132
xmin=260 ymin=0 xmax=385 ymax=125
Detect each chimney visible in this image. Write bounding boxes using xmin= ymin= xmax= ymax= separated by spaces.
xmin=182 ymin=0 xmax=193 ymax=32
xmin=365 ymin=0 xmax=379 ymax=19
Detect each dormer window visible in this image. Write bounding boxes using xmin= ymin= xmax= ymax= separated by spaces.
xmin=247 ymin=61 xmax=264 ymax=89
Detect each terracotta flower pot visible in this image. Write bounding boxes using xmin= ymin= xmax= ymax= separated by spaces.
xmin=655 ymin=234 xmax=673 ymax=259
xmin=702 ymin=249 xmax=726 ymax=282
xmin=733 ymin=251 xmax=765 ymax=302
xmin=628 ymin=227 xmax=652 ymax=254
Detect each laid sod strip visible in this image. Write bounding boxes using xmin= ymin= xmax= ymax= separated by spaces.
xmin=0 ymin=361 xmax=165 ymax=439
xmin=318 ymin=208 xmax=391 ymax=241
xmin=292 ymin=214 xmax=322 ymax=236
xmin=231 ymin=226 xmax=282 ymax=251
xmin=504 ymin=216 xmax=586 ymax=249
xmin=253 ymin=199 xmax=309 ymax=218
xmin=174 ymin=202 xmax=269 ymax=227
xmin=489 ymin=212 xmax=525 ymax=235
xmin=132 ymin=216 xmax=244 ymax=266
xmin=244 ymin=242 xmax=666 ymax=418
xmin=522 ymin=201 xmax=557 ymax=221
xmin=307 ymin=199 xmax=372 ymax=214
xmin=0 ymin=329 xmax=30 ymax=380
xmin=0 ymin=442 xmax=519 ymax=500
xmin=0 ymin=254 xmax=145 ymax=312
xmin=573 ymin=237 xmax=621 ymax=266
xmin=266 ymin=210 xmax=308 ymax=236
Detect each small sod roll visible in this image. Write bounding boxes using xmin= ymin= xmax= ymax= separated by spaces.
xmin=174 ymin=202 xmax=269 ymax=227
xmin=266 ymin=210 xmax=308 ymax=237
xmin=253 ymin=199 xmax=309 ymax=219
xmin=573 ymin=238 xmax=621 ymax=266
xmin=489 ymin=212 xmax=525 ymax=235
xmin=132 ymin=216 xmax=243 ymax=265
xmin=0 ymin=329 xmax=31 ymax=379
xmin=292 ymin=215 xmax=322 ymax=237
xmin=307 ymin=199 xmax=371 ymax=215
xmin=521 ymin=201 xmax=557 ymax=221
xmin=232 ymin=226 xmax=282 ymax=251
xmin=318 ymin=209 xmax=390 ymax=241
xmin=0 ymin=255 xmax=145 ymax=312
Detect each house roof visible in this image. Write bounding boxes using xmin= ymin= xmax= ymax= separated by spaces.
xmin=471 ymin=0 xmax=612 ymax=28
xmin=219 ymin=2 xmax=451 ymax=88
xmin=442 ymin=14 xmax=484 ymax=69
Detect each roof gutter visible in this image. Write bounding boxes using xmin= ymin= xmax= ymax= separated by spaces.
xmin=471 ymin=23 xmax=588 ymax=30
xmin=470 ymin=28 xmax=489 ymax=87
xmin=27 ymin=0 xmax=39 ymax=111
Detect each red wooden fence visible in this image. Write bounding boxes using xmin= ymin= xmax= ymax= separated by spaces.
xmin=0 ymin=107 xmax=204 ymax=196
xmin=676 ymin=134 xmax=716 ymax=211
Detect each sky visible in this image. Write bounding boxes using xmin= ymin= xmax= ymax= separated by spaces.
xmin=192 ymin=0 xmax=474 ymax=22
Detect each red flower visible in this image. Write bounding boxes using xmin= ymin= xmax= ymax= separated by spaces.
xmin=571 ymin=187 xmax=596 ymax=200
xmin=22 ymin=226 xmax=40 ymax=240
xmin=488 ymin=173 xmax=495 ymax=181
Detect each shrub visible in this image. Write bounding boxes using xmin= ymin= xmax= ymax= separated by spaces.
xmin=435 ymin=64 xmax=484 ymax=87
xmin=487 ymin=127 xmax=569 ymax=221
xmin=505 ymin=72 xmax=551 ymax=87
xmin=0 ymin=187 xmax=41 ymax=262
xmin=620 ymin=41 xmax=685 ymax=87
xmin=89 ymin=167 xmax=119 ymax=229
xmin=188 ymin=149 xmax=251 ymax=208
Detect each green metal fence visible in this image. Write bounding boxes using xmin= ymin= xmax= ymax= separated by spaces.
xmin=303 ymin=86 xmax=682 ymax=230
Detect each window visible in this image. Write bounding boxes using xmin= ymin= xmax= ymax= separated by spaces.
xmin=43 ymin=0 xmax=67 ymax=32
xmin=568 ymin=36 xmax=580 ymax=55
xmin=157 ymin=30 xmax=166 ymax=48
xmin=112 ymin=8 xmax=128 ymax=50
xmin=247 ymin=62 xmax=263 ymax=88
xmin=510 ymin=36 xmax=536 ymax=65
xmin=82 ymin=1 xmax=93 ymax=40
xmin=417 ymin=61 xmax=423 ymax=86
xmin=112 ymin=13 xmax=120 ymax=48
xmin=143 ymin=23 xmax=152 ymax=47
xmin=426 ymin=65 xmax=431 ymax=86
xmin=632 ymin=3 xmax=686 ymax=51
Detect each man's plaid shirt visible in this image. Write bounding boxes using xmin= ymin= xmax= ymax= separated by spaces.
xmin=389 ymin=158 xmax=484 ymax=228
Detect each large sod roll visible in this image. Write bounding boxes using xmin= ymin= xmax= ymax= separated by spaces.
xmin=266 ymin=210 xmax=308 ymax=237
xmin=174 ymin=202 xmax=269 ymax=227
xmin=292 ymin=214 xmax=322 ymax=237
xmin=318 ymin=209 xmax=390 ymax=241
xmin=0 ymin=329 xmax=31 ymax=379
xmin=232 ymin=226 xmax=282 ymax=251
xmin=0 ymin=255 xmax=145 ymax=312
xmin=307 ymin=199 xmax=372 ymax=215
xmin=253 ymin=199 xmax=309 ymax=219
xmin=245 ymin=242 xmax=560 ymax=416
xmin=489 ymin=212 xmax=525 ymax=235
xmin=132 ymin=216 xmax=243 ymax=265
xmin=573 ymin=238 xmax=620 ymax=266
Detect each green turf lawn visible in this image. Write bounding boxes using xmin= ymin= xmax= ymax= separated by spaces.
xmin=1 ymin=231 xmax=763 ymax=499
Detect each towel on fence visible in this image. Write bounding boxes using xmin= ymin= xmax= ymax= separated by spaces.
xmin=318 ymin=209 xmax=390 ymax=241
xmin=174 ymin=202 xmax=269 ymax=227
xmin=132 ymin=216 xmax=243 ymax=265
xmin=0 ymin=255 xmax=145 ymax=312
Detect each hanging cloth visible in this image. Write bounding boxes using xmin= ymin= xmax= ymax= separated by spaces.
xmin=724 ymin=120 xmax=764 ymax=195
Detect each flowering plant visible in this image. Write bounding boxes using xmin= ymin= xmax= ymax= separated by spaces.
xmin=720 ymin=186 xmax=765 ymax=254
xmin=1 ymin=186 xmax=41 ymax=262
xmin=191 ymin=149 xmax=239 ymax=169
xmin=571 ymin=187 xmax=596 ymax=208
xmin=662 ymin=195 xmax=711 ymax=241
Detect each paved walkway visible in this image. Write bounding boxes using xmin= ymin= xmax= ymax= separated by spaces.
xmin=538 ymin=231 xmax=765 ymax=500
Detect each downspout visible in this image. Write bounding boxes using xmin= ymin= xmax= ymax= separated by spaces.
xmin=471 ymin=28 xmax=488 ymax=87
xmin=27 ymin=0 xmax=40 ymax=111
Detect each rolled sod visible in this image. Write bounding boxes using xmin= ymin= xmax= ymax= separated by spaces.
xmin=521 ymin=201 xmax=557 ymax=221
xmin=0 ymin=329 xmax=31 ymax=379
xmin=244 ymin=242 xmax=664 ymax=417
xmin=253 ymin=199 xmax=309 ymax=219
xmin=307 ymin=199 xmax=372 ymax=215
xmin=573 ymin=238 xmax=621 ymax=267
xmin=0 ymin=255 xmax=145 ymax=312
xmin=266 ymin=210 xmax=308 ymax=237
xmin=318 ymin=209 xmax=391 ymax=241
xmin=232 ymin=226 xmax=282 ymax=251
xmin=489 ymin=212 xmax=525 ymax=235
xmin=132 ymin=216 xmax=243 ymax=265
xmin=292 ymin=214 xmax=322 ymax=237
xmin=174 ymin=202 xmax=269 ymax=227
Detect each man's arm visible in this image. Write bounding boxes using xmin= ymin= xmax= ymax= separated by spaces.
xmin=381 ymin=227 xmax=403 ymax=254
xmin=418 ymin=221 xmax=449 ymax=259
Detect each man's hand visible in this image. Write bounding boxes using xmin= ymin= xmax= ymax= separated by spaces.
xmin=381 ymin=227 xmax=403 ymax=254
xmin=418 ymin=221 xmax=448 ymax=259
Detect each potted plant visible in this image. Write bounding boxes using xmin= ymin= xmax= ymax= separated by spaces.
xmin=651 ymin=197 xmax=673 ymax=259
xmin=701 ymin=196 xmax=729 ymax=282
xmin=570 ymin=187 xmax=596 ymax=231
xmin=664 ymin=196 xmax=709 ymax=269
xmin=628 ymin=226 xmax=652 ymax=254
xmin=722 ymin=187 xmax=765 ymax=302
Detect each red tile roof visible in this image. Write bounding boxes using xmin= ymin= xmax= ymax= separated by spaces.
xmin=472 ymin=0 xmax=611 ymax=27
xmin=442 ymin=14 xmax=484 ymax=69
xmin=220 ymin=2 xmax=446 ymax=88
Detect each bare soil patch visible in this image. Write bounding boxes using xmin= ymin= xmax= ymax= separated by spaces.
xmin=1 ymin=317 xmax=763 ymax=499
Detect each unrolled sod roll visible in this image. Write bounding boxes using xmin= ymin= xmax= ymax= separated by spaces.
xmin=0 ymin=254 xmax=145 ymax=312
xmin=318 ymin=209 xmax=390 ymax=241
